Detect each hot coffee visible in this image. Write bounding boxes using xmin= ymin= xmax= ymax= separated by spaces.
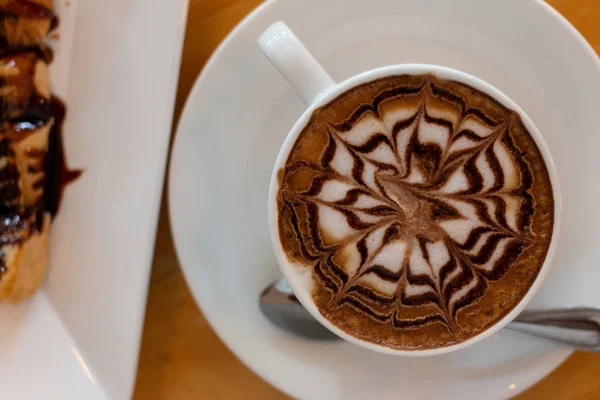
xmin=276 ymin=74 xmax=554 ymax=350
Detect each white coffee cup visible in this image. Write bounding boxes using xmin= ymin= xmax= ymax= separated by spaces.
xmin=260 ymin=21 xmax=561 ymax=356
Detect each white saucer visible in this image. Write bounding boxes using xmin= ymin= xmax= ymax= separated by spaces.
xmin=169 ymin=0 xmax=600 ymax=398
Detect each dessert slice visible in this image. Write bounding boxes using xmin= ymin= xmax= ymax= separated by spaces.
xmin=0 ymin=0 xmax=54 ymax=303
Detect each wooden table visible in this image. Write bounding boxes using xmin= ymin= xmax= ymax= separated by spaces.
xmin=133 ymin=1 xmax=600 ymax=398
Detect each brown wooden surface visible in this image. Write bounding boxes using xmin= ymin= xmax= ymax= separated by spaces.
xmin=132 ymin=1 xmax=600 ymax=399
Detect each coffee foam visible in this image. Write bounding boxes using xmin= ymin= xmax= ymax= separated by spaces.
xmin=277 ymin=74 xmax=554 ymax=350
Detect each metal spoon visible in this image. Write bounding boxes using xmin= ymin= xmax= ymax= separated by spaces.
xmin=259 ymin=278 xmax=600 ymax=351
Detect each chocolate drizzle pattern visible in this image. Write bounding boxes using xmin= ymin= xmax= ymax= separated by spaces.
xmin=277 ymin=74 xmax=554 ymax=349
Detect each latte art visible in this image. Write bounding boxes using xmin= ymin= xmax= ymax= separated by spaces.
xmin=277 ymin=75 xmax=554 ymax=349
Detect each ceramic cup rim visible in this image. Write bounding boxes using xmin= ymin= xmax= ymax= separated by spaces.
xmin=268 ymin=63 xmax=562 ymax=356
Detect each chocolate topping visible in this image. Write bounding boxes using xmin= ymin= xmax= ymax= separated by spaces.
xmin=44 ymin=96 xmax=81 ymax=216
xmin=0 ymin=1 xmax=81 ymax=299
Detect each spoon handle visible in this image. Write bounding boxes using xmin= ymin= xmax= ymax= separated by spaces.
xmin=264 ymin=278 xmax=600 ymax=351
xmin=508 ymin=307 xmax=600 ymax=351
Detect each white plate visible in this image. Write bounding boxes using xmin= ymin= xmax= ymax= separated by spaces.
xmin=169 ymin=0 xmax=600 ymax=399
xmin=0 ymin=0 xmax=188 ymax=398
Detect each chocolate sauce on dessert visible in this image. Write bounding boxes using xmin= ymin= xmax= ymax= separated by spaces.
xmin=0 ymin=0 xmax=75 ymax=302
xmin=44 ymin=96 xmax=81 ymax=216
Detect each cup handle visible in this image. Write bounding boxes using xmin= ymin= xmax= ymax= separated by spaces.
xmin=259 ymin=22 xmax=336 ymax=106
